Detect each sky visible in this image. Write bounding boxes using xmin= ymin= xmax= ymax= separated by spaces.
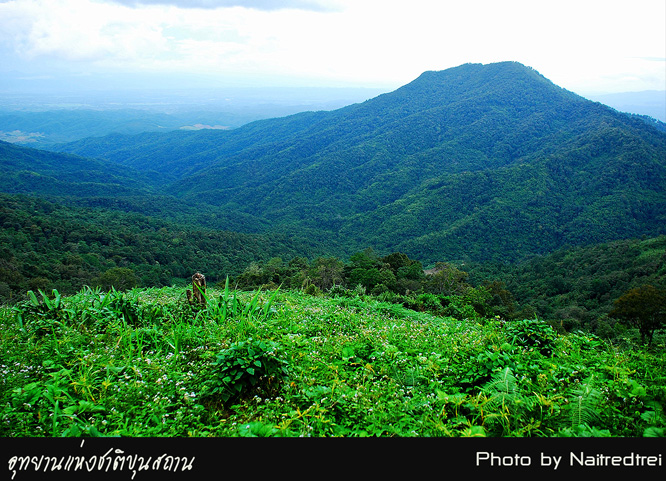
xmin=0 ymin=0 xmax=665 ymax=97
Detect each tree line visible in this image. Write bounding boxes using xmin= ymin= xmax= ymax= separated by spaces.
xmin=232 ymin=247 xmax=665 ymax=345
xmin=2 ymin=193 xmax=664 ymax=344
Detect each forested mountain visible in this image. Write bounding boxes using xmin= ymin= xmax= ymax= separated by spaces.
xmin=466 ymin=235 xmax=666 ymax=329
xmin=49 ymin=61 xmax=666 ymax=264
xmin=0 ymin=140 xmax=157 ymax=196
xmin=0 ymin=193 xmax=322 ymax=302
xmin=1 ymin=61 xmax=666 ymax=333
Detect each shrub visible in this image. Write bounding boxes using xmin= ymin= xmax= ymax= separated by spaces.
xmin=505 ymin=319 xmax=557 ymax=356
xmin=458 ymin=349 xmax=516 ymax=388
xmin=201 ymin=339 xmax=288 ymax=405
xmin=12 ymin=289 xmax=69 ymax=337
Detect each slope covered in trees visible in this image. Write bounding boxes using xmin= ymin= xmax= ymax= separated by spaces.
xmin=0 ymin=139 xmax=158 ymax=197
xmin=0 ymin=193 xmax=322 ymax=302
xmin=49 ymin=62 xmax=666 ymax=264
xmin=466 ymin=235 xmax=666 ymax=333
xmin=2 ymin=61 xmax=665 ymax=319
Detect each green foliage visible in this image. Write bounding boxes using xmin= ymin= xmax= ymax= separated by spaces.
xmin=0 ymin=61 xmax=665 ymax=438
xmin=14 ymin=61 xmax=663 ymax=269
xmin=459 ymin=349 xmax=516 ymax=388
xmin=556 ymin=377 xmax=606 ymax=436
xmin=609 ymin=285 xmax=666 ymax=344
xmin=0 ymin=193 xmax=314 ymax=300
xmin=12 ymin=289 xmax=71 ymax=337
xmin=201 ymin=339 xmax=288 ymax=405
xmin=467 ymin=235 xmax=666 ymax=331
xmin=481 ymin=367 xmax=534 ymax=435
xmin=204 ymin=277 xmax=280 ymax=339
xmin=96 ymin=267 xmax=138 ymax=291
xmin=424 ymin=263 xmax=470 ymax=295
xmin=505 ymin=319 xmax=557 ymax=356
xmin=1 ymin=285 xmax=664 ymax=437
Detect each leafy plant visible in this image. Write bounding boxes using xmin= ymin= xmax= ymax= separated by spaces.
xmin=12 ymin=289 xmax=70 ymax=337
xmin=481 ymin=367 xmax=534 ymax=435
xmin=458 ymin=349 xmax=515 ymax=387
xmin=203 ymin=277 xmax=280 ymax=330
xmin=559 ymin=376 xmax=603 ymax=435
xmin=506 ymin=318 xmax=557 ymax=356
xmin=108 ymin=289 xmax=142 ymax=327
xmin=641 ymin=402 xmax=666 ymax=437
xmin=1 ymin=284 xmax=664 ymax=438
xmin=201 ymin=339 xmax=289 ymax=405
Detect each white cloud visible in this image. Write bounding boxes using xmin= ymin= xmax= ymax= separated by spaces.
xmin=0 ymin=0 xmax=169 ymax=64
xmin=0 ymin=0 xmax=663 ymax=93
xmin=106 ymin=0 xmax=341 ymax=11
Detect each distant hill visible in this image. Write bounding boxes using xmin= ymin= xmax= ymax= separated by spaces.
xmin=0 ymin=86 xmax=389 ymax=148
xmin=0 ymin=139 xmax=156 ymax=197
xmin=0 ymin=109 xmax=250 ymax=149
xmin=0 ymin=192 xmax=321 ymax=300
xmin=48 ymin=61 xmax=666 ymax=264
xmin=0 ymin=138 xmax=284 ymax=239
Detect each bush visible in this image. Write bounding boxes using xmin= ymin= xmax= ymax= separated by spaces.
xmin=201 ymin=339 xmax=289 ymax=405
xmin=505 ymin=319 xmax=557 ymax=356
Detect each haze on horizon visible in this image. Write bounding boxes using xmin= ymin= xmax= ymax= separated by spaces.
xmin=0 ymin=0 xmax=664 ymax=110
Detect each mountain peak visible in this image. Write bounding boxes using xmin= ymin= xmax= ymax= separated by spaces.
xmin=43 ymin=61 xmax=666 ymax=264
xmin=414 ymin=61 xmax=546 ymax=84
xmin=395 ymin=61 xmax=578 ymax=108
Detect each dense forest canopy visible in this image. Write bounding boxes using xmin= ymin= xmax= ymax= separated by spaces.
xmin=0 ymin=193 xmax=321 ymax=301
xmin=47 ymin=62 xmax=666 ymax=264
xmin=1 ymin=61 xmax=665 ymax=342
xmin=1 ymin=191 xmax=664 ymax=344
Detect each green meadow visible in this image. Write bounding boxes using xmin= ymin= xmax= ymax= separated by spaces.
xmin=2 ymin=284 xmax=664 ymax=438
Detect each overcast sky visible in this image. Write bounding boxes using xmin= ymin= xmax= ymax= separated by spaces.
xmin=1 ymin=0 xmax=664 ymax=95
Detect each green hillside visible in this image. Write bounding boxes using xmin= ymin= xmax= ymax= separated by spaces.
xmin=2 ymin=285 xmax=664 ymax=437
xmin=0 ymin=139 xmax=274 ymax=234
xmin=466 ymin=235 xmax=666 ymax=330
xmin=0 ymin=140 xmax=158 ymax=197
xmin=0 ymin=193 xmax=323 ymax=302
xmin=2 ymin=61 xmax=665 ymax=333
xmin=50 ymin=62 xmax=666 ymax=263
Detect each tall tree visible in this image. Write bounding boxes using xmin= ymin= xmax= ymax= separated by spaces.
xmin=609 ymin=285 xmax=666 ymax=344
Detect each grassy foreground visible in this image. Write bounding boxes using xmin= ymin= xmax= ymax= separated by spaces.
xmin=1 ymin=285 xmax=665 ymax=437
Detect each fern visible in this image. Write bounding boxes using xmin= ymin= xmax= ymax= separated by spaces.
xmin=561 ymin=376 xmax=603 ymax=433
xmin=483 ymin=367 xmax=519 ymax=409
xmin=481 ymin=367 xmax=533 ymax=435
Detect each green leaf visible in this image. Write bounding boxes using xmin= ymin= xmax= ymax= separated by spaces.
xmin=27 ymin=290 xmax=39 ymax=307
xmin=644 ymin=427 xmax=665 ymax=437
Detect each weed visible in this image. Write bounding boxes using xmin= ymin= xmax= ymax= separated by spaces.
xmin=506 ymin=318 xmax=558 ymax=356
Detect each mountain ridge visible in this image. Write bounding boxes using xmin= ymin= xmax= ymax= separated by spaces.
xmin=25 ymin=61 xmax=666 ymax=263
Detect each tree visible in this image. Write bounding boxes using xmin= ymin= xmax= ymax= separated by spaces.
xmin=96 ymin=267 xmax=139 ymax=292
xmin=609 ymin=285 xmax=666 ymax=344
xmin=308 ymin=257 xmax=345 ymax=291
xmin=483 ymin=280 xmax=518 ymax=320
xmin=424 ymin=262 xmax=470 ymax=295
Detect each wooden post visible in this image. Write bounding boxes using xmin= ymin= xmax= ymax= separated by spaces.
xmin=187 ymin=272 xmax=206 ymax=306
